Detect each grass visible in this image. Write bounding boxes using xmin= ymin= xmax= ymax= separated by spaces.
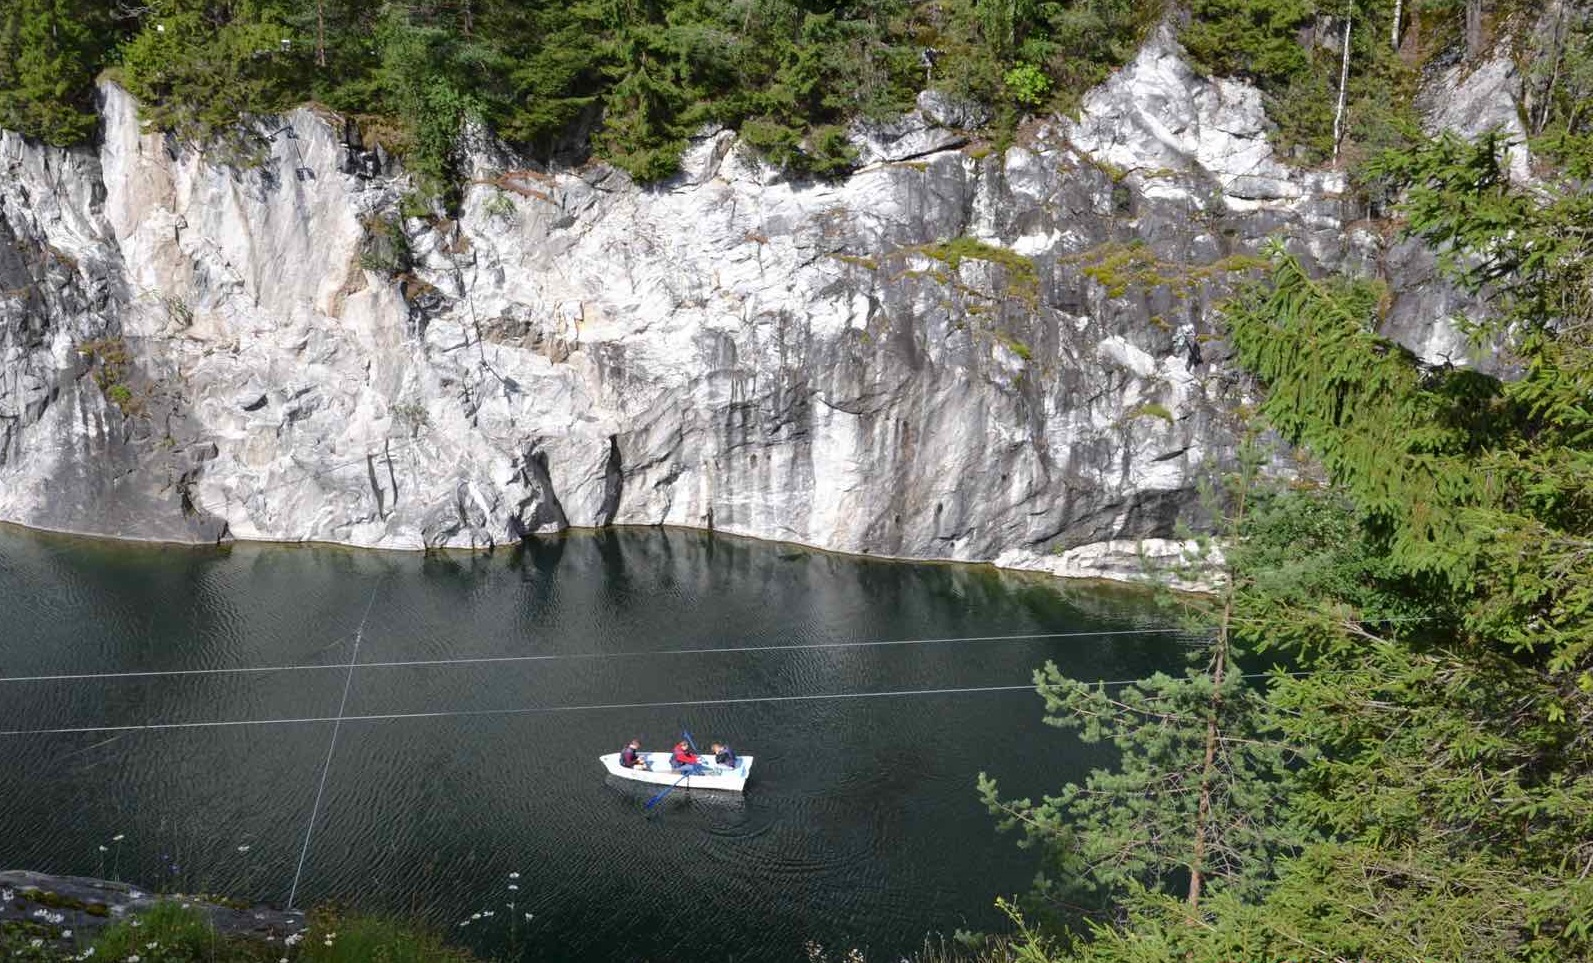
xmin=1074 ymin=241 xmax=1272 ymax=301
xmin=94 ymin=901 xmax=232 ymax=962
xmin=1125 ymin=402 xmax=1175 ymax=424
xmin=297 ymin=914 xmax=479 ymax=963
xmin=919 ymin=237 xmax=1040 ymax=303
xmin=3 ymin=902 xmax=487 ymax=963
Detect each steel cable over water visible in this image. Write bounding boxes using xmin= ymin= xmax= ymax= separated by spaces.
xmin=286 ymin=581 xmax=381 ymax=911
xmin=0 ymin=672 xmax=1307 ymax=738
xmin=0 ymin=628 xmax=1203 ymax=685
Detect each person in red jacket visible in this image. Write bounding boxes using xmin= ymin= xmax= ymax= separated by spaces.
xmin=671 ymin=740 xmax=704 ymax=774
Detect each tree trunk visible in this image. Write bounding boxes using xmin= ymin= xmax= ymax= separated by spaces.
xmin=1333 ymin=15 xmax=1352 ymax=166
xmin=1188 ymin=466 xmax=1248 ymax=911
xmin=1392 ymin=0 xmax=1402 ymax=51
xmin=1186 ymin=619 xmax=1227 ymax=909
xmin=315 ymin=0 xmax=326 ymax=67
xmin=1533 ymin=8 xmax=1566 ymax=134
xmin=1465 ymin=0 xmax=1484 ymax=61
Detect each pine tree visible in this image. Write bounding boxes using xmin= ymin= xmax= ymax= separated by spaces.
xmin=0 ymin=0 xmax=103 ymax=146
xmin=978 ymin=444 xmax=1301 ymax=922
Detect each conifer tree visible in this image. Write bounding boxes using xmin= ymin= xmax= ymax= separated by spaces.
xmin=0 ymin=0 xmax=103 ymax=145
xmin=978 ymin=442 xmax=1300 ymax=920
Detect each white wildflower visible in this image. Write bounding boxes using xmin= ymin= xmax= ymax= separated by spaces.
xmin=2 ymin=888 xmax=13 ymax=901
xmin=126 ymin=955 xmax=140 ymax=962
xmin=30 ymin=938 xmax=44 ymax=949
xmin=112 ymin=835 xmax=125 ymax=842
xmin=524 ymin=913 xmax=534 ymax=921
xmin=237 ymin=845 xmax=250 ymax=852
xmin=283 ymin=932 xmax=303 ymax=947
xmin=99 ymin=845 xmax=108 ymax=852
xmin=508 ymin=872 xmax=520 ymax=879
xmin=470 ymin=913 xmax=482 ymax=920
xmin=507 ymin=884 xmax=518 ymax=891
xmin=62 ymin=930 xmax=73 ymax=939
xmin=49 ymin=912 xmax=65 ymax=924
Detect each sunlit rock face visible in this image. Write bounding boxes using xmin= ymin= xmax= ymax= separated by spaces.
xmin=0 ymin=29 xmax=1500 ymax=578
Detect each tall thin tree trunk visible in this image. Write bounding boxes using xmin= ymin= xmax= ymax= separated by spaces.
xmin=1186 ymin=614 xmax=1228 ymax=909
xmin=1333 ymin=14 xmax=1352 ymax=166
xmin=315 ymin=0 xmax=326 ymax=67
xmin=1465 ymin=0 xmax=1484 ymax=61
xmin=1188 ymin=475 xmax=1245 ymax=911
xmin=1392 ymin=0 xmax=1402 ymax=51
xmin=1534 ymin=9 xmax=1566 ymax=134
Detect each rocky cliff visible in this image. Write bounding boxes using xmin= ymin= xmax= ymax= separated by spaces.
xmin=0 ymin=29 xmax=1514 ymax=580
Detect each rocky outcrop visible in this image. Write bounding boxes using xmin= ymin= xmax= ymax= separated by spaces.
xmin=0 ymin=870 xmax=301 ymax=946
xmin=0 ymin=30 xmax=1504 ymax=578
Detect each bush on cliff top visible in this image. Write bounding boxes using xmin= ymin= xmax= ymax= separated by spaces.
xmin=3 ymin=0 xmax=1587 ymax=184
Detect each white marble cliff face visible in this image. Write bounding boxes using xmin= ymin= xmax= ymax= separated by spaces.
xmin=0 ymin=30 xmax=1509 ymax=580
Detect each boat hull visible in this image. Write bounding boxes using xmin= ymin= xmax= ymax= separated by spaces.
xmin=599 ymin=752 xmax=752 ymax=792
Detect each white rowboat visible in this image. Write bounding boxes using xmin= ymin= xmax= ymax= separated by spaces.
xmin=599 ymin=752 xmax=753 ymax=792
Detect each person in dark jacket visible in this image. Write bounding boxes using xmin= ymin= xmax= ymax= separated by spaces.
xmin=710 ymin=742 xmax=738 ymax=767
xmin=619 ymin=738 xmax=648 ymax=769
xmin=671 ymin=740 xmax=704 ymax=774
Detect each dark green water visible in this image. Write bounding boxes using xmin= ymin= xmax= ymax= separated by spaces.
xmin=0 ymin=525 xmax=1187 ymax=962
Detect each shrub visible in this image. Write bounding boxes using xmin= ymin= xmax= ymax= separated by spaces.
xmin=1003 ymin=63 xmax=1052 ymax=108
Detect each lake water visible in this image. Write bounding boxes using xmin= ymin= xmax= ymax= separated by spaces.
xmin=0 ymin=525 xmax=1188 ymax=962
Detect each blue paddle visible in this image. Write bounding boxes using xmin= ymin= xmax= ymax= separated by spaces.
xmin=645 ymin=771 xmax=689 ymax=809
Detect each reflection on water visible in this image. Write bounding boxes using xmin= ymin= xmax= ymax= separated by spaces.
xmin=0 ymin=525 xmax=1187 ymax=962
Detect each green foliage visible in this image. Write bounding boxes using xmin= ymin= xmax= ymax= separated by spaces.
xmin=981 ymin=450 xmax=1304 ymax=925
xmin=923 ymin=237 xmax=1039 ymax=299
xmin=1124 ymin=402 xmax=1172 ymax=423
xmin=1003 ymin=62 xmax=1051 ymax=107
xmin=1238 ymin=133 xmax=1593 ymax=668
xmin=1524 ymin=2 xmax=1593 ymax=138
xmin=358 ymin=215 xmax=410 ymax=274
xmin=1180 ymin=0 xmax=1313 ymax=88
xmin=118 ymin=0 xmax=308 ymax=153
xmin=297 ymin=912 xmax=480 ymax=963
xmin=0 ymin=0 xmax=1161 ymax=178
xmin=981 ymin=133 xmax=1593 ymax=962
xmin=84 ymin=903 xmax=483 ymax=963
xmin=0 ymin=0 xmax=106 ymax=145
xmin=1180 ymin=0 xmax=1425 ymax=168
xmin=94 ymin=902 xmax=231 ymax=962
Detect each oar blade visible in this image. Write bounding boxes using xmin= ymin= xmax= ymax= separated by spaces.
xmin=644 ymin=772 xmax=689 ymax=809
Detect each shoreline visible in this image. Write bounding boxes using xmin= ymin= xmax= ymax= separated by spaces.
xmin=0 ymin=869 xmax=301 ymax=942
xmin=0 ymin=516 xmax=1193 ymax=595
